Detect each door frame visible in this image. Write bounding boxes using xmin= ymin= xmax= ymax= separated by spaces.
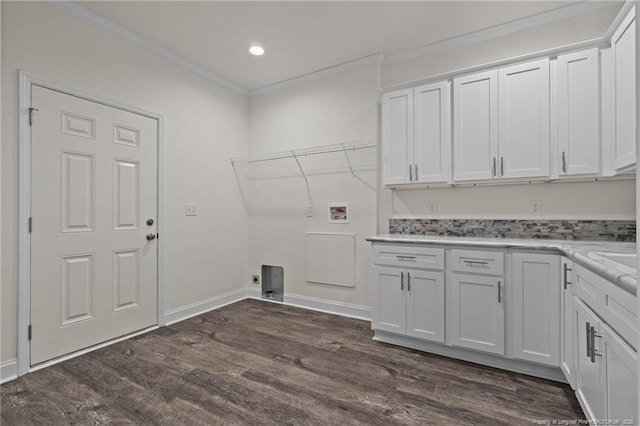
xmin=17 ymin=70 xmax=166 ymax=376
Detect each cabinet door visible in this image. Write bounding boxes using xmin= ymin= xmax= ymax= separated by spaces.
xmin=511 ymin=253 xmax=560 ymax=366
xmin=453 ymin=70 xmax=498 ymax=182
xmin=574 ymin=298 xmax=606 ymax=422
xmin=381 ymin=89 xmax=414 ymax=185
xmin=611 ymin=7 xmax=636 ymax=171
xmin=560 ymin=258 xmax=576 ymax=388
xmin=557 ymin=48 xmax=600 ymax=176
xmin=498 ymin=59 xmax=550 ymax=179
xmin=406 ymin=270 xmax=445 ymax=343
xmin=372 ymin=267 xmax=406 ymax=334
xmin=601 ymin=322 xmax=638 ymax=423
xmin=414 ymin=81 xmax=450 ymax=183
xmin=450 ymin=273 xmax=504 ymax=355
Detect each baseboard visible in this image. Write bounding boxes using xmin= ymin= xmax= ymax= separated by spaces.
xmin=246 ymin=287 xmax=371 ymax=321
xmin=1 ymin=359 xmax=18 ymax=384
xmin=374 ymin=331 xmax=567 ymax=384
xmin=163 ymin=288 xmax=248 ymax=325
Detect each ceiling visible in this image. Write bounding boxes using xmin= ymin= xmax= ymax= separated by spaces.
xmin=76 ymin=1 xmax=616 ymax=92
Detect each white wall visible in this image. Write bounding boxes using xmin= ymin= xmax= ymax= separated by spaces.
xmin=379 ymin=3 xmax=635 ymax=231
xmin=248 ymin=66 xmax=378 ymax=309
xmin=1 ymin=2 xmax=250 ymax=363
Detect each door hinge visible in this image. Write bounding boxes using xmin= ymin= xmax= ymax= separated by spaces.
xmin=28 ymin=217 xmax=32 ymax=233
xmin=28 ymin=325 xmax=32 ymax=341
xmin=28 ymin=107 xmax=39 ymax=126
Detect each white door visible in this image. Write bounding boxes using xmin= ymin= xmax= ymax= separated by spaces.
xmin=611 ymin=7 xmax=636 ymax=171
xmin=453 ymin=70 xmax=498 ymax=181
xmin=557 ymin=48 xmax=600 ymax=176
xmin=381 ymin=89 xmax=413 ymax=185
xmin=511 ymin=253 xmax=560 ymax=366
xmin=560 ymin=257 xmax=576 ymax=389
xmin=30 ymin=86 xmax=158 ymax=365
xmin=406 ymin=269 xmax=445 ymax=343
xmin=498 ymin=59 xmax=550 ymax=179
xmin=450 ymin=273 xmax=504 ymax=355
xmin=601 ymin=322 xmax=637 ymax=422
xmin=372 ymin=267 xmax=406 ymax=334
xmin=414 ymin=81 xmax=450 ymax=184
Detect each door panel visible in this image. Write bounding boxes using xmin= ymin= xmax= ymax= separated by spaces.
xmin=414 ymin=81 xmax=450 ymax=183
xmin=30 ymin=86 xmax=158 ymax=365
xmin=602 ymin=323 xmax=637 ymax=421
xmin=381 ymin=89 xmax=413 ymax=185
xmin=372 ymin=267 xmax=406 ymax=334
xmin=406 ymin=270 xmax=445 ymax=343
xmin=560 ymin=258 xmax=576 ymax=388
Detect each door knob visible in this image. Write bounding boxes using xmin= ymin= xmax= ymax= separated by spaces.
xmin=146 ymin=219 xmax=154 ymax=226
xmin=146 ymin=233 xmax=156 ymax=241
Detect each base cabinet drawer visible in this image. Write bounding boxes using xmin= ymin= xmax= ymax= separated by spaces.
xmin=451 ymin=249 xmax=504 ymax=276
xmin=373 ymin=244 xmax=444 ymax=270
xmin=574 ymin=263 xmax=601 ymax=311
xmin=600 ymin=278 xmax=637 ymax=350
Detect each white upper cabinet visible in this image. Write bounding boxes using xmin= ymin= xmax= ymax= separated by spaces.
xmin=610 ymin=6 xmax=636 ymax=172
xmin=453 ymin=70 xmax=499 ymax=181
xmin=557 ymin=48 xmax=600 ymax=176
xmin=414 ymin=82 xmax=451 ymax=184
xmin=381 ymin=83 xmax=450 ymax=186
xmin=498 ymin=59 xmax=550 ymax=179
xmin=381 ymin=89 xmax=413 ymax=185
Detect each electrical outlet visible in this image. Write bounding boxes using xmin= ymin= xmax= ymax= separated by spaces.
xmin=305 ymin=204 xmax=313 ymax=217
xmin=185 ymin=203 xmax=197 ymax=216
xmin=427 ymin=201 xmax=438 ymax=214
xmin=529 ymin=199 xmax=542 ymax=215
xmin=252 ymin=275 xmax=260 ymax=285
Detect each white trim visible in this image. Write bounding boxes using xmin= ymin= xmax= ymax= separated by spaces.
xmin=17 ymin=71 xmax=166 ymax=377
xmin=384 ymin=1 xmax=617 ymax=66
xmin=604 ymin=0 xmax=636 ymax=40
xmin=29 ymin=326 xmax=157 ymax=373
xmin=248 ymin=54 xmax=385 ymax=98
xmin=1 ymin=360 xmax=18 ymax=384
xmin=283 ymin=293 xmax=371 ymax=321
xmin=374 ymin=331 xmax=567 ymax=383
xmin=163 ymin=288 xmax=248 ymax=325
xmin=47 ymin=0 xmax=248 ymax=98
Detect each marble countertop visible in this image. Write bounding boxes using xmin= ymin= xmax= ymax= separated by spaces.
xmin=367 ymin=234 xmax=637 ymax=296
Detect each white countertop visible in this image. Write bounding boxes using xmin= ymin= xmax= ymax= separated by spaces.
xmin=367 ymin=234 xmax=637 ymax=295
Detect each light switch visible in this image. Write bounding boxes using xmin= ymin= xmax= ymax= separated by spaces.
xmin=186 ymin=203 xmax=197 ymax=216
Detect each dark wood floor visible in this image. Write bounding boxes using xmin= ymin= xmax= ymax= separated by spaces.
xmin=2 ymin=299 xmax=583 ymax=425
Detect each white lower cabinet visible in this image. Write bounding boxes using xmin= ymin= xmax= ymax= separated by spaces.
xmin=574 ymin=297 xmax=638 ymax=423
xmin=450 ymin=273 xmax=504 ymax=355
xmin=560 ymin=257 xmax=576 ymax=388
xmin=511 ymin=253 xmax=560 ymax=366
xmin=373 ymin=266 xmax=445 ymax=343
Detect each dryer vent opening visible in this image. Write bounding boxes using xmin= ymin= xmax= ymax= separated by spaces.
xmin=261 ymin=265 xmax=283 ymax=302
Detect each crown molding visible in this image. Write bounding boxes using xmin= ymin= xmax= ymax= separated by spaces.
xmin=603 ymin=0 xmax=635 ymax=39
xmin=48 ymin=0 xmax=249 ymax=97
xmin=248 ymin=53 xmax=385 ymax=98
xmin=384 ymin=1 xmax=620 ymax=66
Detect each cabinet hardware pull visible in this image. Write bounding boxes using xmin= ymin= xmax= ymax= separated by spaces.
xmin=400 ymin=272 xmax=404 ymax=291
xmin=589 ymin=325 xmax=600 ymax=363
xmin=586 ymin=322 xmax=592 ymax=359
xmin=563 ymin=263 xmax=572 ymax=289
xmin=407 ymin=272 xmax=411 ymax=292
xmin=492 ymin=157 xmax=496 ymax=177
xmin=396 ymin=255 xmax=416 ymax=261
xmin=500 ymin=157 xmax=504 ymax=177
xmin=414 ymin=164 xmax=418 ymax=181
xmin=561 ymin=151 xmax=567 ymax=174
xmin=463 ymin=260 xmax=488 ymax=266
xmin=409 ymin=164 xmax=413 ymax=182
xmin=498 ymin=281 xmax=501 ymax=303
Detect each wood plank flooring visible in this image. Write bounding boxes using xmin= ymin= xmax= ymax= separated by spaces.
xmin=1 ymin=299 xmax=584 ymax=425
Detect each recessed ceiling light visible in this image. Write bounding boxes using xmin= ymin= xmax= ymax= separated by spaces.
xmin=249 ymin=45 xmax=265 ymax=56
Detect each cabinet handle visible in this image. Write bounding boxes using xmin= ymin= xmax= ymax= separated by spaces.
xmin=561 ymin=151 xmax=567 ymax=174
xmin=589 ymin=325 xmax=602 ymax=362
xmin=492 ymin=157 xmax=497 ymax=177
xmin=563 ymin=263 xmax=572 ymax=290
xmin=498 ymin=281 xmax=501 ymax=303
xmin=400 ymin=272 xmax=404 ymax=291
xmin=409 ymin=164 xmax=413 ymax=182
xmin=463 ymin=260 xmax=488 ymax=266
xmin=414 ymin=164 xmax=418 ymax=181
xmin=500 ymin=157 xmax=504 ymax=177
xmin=586 ymin=322 xmax=592 ymax=360
xmin=407 ymin=272 xmax=411 ymax=292
xmin=396 ymin=255 xmax=416 ymax=261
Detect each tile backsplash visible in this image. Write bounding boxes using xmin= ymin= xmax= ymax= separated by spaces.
xmin=389 ymin=219 xmax=636 ymax=242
